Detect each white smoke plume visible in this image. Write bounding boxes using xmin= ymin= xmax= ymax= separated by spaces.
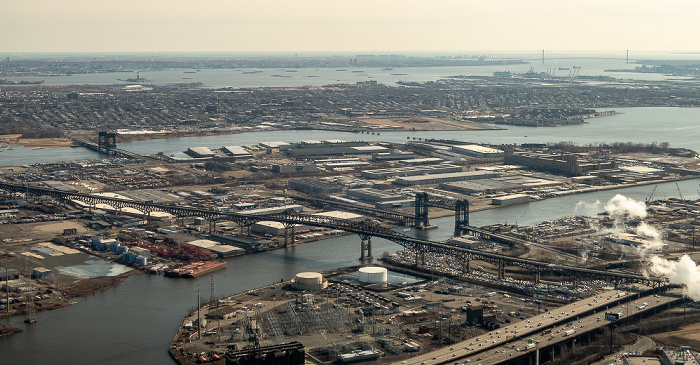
xmin=649 ymin=255 xmax=700 ymax=301
xmin=604 ymin=194 xmax=648 ymax=219
xmin=575 ymin=200 xmax=601 ymax=216
xmin=635 ymin=222 xmax=665 ymax=252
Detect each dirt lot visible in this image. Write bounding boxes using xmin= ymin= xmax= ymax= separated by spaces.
xmin=0 ymin=134 xmax=77 ymax=148
xmin=650 ymin=320 xmax=700 ymax=350
xmin=361 ymin=117 xmax=497 ymax=131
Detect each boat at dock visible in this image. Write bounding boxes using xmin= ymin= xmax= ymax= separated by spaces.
xmin=164 ymin=260 xmax=226 ymax=278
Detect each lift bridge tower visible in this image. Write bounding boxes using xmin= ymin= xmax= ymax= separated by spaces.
xmin=98 ymin=131 xmax=117 ymax=154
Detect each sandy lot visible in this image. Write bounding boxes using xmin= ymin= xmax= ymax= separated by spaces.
xmin=32 ymin=221 xmax=88 ymax=235
xmin=361 ymin=117 xmax=495 ymax=131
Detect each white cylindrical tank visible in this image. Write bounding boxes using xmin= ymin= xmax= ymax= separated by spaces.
xmin=358 ymin=267 xmax=387 ymax=284
xmin=293 ymin=272 xmax=326 ymax=290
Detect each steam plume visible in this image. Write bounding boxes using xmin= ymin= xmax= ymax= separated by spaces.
xmin=649 ymin=255 xmax=700 ymax=301
xmin=604 ymin=194 xmax=647 ymax=219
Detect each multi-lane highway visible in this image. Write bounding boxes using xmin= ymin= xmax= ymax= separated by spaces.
xmin=393 ymin=289 xmax=678 ymax=365
xmin=455 ymin=292 xmax=679 ymax=365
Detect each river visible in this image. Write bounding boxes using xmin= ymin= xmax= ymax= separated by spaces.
xmin=1 ymin=53 xmax=690 ymax=88
xmin=1 ymin=106 xmax=698 ymax=167
xmin=2 ymin=177 xmax=699 ymax=364
xmin=2 ymin=54 xmax=700 ymax=362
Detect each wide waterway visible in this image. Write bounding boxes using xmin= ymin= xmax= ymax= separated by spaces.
xmin=1 ymin=106 xmax=698 ymax=166
xmin=1 ymin=53 xmax=690 ymax=88
xmin=2 ymin=177 xmax=699 ymax=364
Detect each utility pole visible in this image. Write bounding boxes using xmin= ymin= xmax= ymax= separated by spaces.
xmin=197 ymin=279 xmax=202 ymax=340
xmin=5 ymin=268 xmax=9 ymax=313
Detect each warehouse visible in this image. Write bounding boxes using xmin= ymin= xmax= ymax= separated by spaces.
xmin=395 ymin=171 xmax=499 ymax=186
xmin=188 ymin=239 xmax=246 ymax=257
xmin=239 ymin=205 xmax=304 ymax=215
xmin=289 ymin=179 xmax=342 ymax=194
xmin=272 ymin=164 xmax=318 ymax=173
xmin=452 ymin=144 xmax=504 ymax=158
xmin=312 ymin=210 xmax=364 ymax=222
xmin=221 ymin=146 xmax=252 ymax=158
xmin=361 ymin=164 xmax=462 ymax=180
xmin=186 ymin=147 xmax=215 ymax=158
xmin=399 ymin=157 xmax=447 ymax=166
xmin=492 ymin=194 xmax=530 ymax=206
xmin=346 ymin=188 xmax=404 ymax=203
xmin=442 ymin=175 xmax=561 ymax=194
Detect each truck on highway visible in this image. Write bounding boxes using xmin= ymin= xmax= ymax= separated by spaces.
xmin=541 ymin=329 xmax=552 ymax=335
xmin=564 ymin=329 xmax=575 ymax=336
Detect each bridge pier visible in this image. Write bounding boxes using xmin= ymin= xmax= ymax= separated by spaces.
xmin=453 ymin=199 xmax=469 ymax=236
xmin=284 ymin=224 xmax=296 ymax=247
xmin=534 ymin=268 xmax=541 ymax=285
xmin=497 ymin=260 xmax=505 ymax=280
xmin=360 ymin=234 xmax=372 ymax=260
xmin=462 ymin=255 xmax=470 ymax=274
xmin=414 ymin=192 xmax=429 ymax=228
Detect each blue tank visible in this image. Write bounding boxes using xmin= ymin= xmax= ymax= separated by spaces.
xmin=121 ymin=253 xmax=131 ymax=262
xmin=135 ymin=256 xmax=147 ymax=266
xmin=117 ymin=246 xmax=129 ymax=254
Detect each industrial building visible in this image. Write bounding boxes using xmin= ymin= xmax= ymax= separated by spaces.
xmin=323 ymin=161 xmax=371 ymax=171
xmin=288 ymin=179 xmax=342 ymax=194
xmin=221 ymin=146 xmax=252 ymax=158
xmin=395 ymin=171 xmax=499 ymax=186
xmin=272 ymin=164 xmax=319 ymax=174
xmin=466 ymin=306 xmax=484 ymax=325
xmin=451 ymin=144 xmax=504 ymax=158
xmin=491 ymin=194 xmax=530 ymax=206
xmin=312 ymin=210 xmax=364 ymax=222
xmin=346 ymin=188 xmax=404 ymax=203
xmin=400 ymin=157 xmax=449 ymax=165
xmin=503 ymin=147 xmax=617 ymax=176
xmin=32 ymin=267 xmax=52 ymax=279
xmin=0 ymin=268 xmax=19 ymax=281
xmin=259 ymin=141 xmax=291 ymax=149
xmin=660 ymin=347 xmax=699 ymax=365
xmin=442 ymin=175 xmax=560 ymax=194
xmin=372 ymin=151 xmax=417 ymax=161
xmin=187 ymin=239 xmax=245 ymax=257
xmin=239 ymin=205 xmax=304 ymax=215
xmin=361 ymin=164 xmax=462 ymax=180
xmin=251 ymin=221 xmax=288 ymax=236
xmin=186 ymin=147 xmax=216 ymax=158
xmin=430 ymin=151 xmax=463 ymax=162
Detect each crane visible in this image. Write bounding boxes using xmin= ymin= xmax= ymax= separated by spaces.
xmin=676 ymin=182 xmax=684 ymax=200
xmin=646 ymin=185 xmax=657 ymax=202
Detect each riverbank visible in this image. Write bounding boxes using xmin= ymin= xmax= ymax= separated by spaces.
xmin=423 ymin=174 xmax=700 ymax=221
xmin=0 ymin=134 xmax=77 ymax=148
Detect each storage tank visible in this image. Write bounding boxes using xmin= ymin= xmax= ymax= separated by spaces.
xmin=358 ymin=267 xmax=388 ymax=284
xmin=109 ymin=242 xmax=121 ymax=252
xmin=117 ymin=246 xmax=129 ymax=254
xmin=135 ymin=256 xmax=148 ymax=266
xmin=292 ymin=272 xmax=327 ymax=290
xmin=121 ymin=253 xmax=131 ymax=263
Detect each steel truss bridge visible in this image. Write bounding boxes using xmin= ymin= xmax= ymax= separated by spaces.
xmin=0 ymin=182 xmax=665 ymax=286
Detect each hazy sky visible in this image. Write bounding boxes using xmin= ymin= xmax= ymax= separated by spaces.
xmin=3 ymin=0 xmax=698 ymax=53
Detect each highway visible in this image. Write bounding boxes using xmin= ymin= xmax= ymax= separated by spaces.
xmin=455 ymin=292 xmax=679 ymax=365
xmin=392 ymin=289 xmax=678 ymax=365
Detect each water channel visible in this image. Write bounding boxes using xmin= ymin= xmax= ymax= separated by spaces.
xmin=2 ymin=177 xmax=698 ymax=364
